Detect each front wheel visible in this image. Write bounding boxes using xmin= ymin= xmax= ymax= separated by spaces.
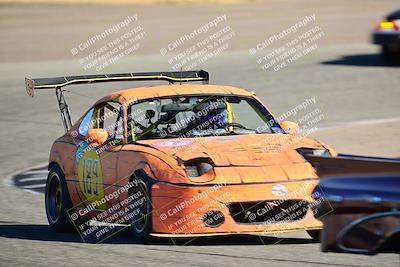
xmin=128 ymin=173 xmax=153 ymax=242
xmin=45 ymin=165 xmax=75 ymax=232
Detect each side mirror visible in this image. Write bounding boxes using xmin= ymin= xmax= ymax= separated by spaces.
xmin=280 ymin=121 xmax=300 ymax=135
xmin=86 ymin=129 xmax=108 ymax=146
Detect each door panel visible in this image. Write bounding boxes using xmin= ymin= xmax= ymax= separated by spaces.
xmin=73 ymin=101 xmax=124 ymax=212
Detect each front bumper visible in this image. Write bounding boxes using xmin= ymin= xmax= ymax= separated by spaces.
xmin=151 ymin=179 xmax=323 ymax=235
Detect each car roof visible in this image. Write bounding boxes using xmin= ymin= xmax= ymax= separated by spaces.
xmin=95 ymin=84 xmax=255 ymax=105
xmin=387 ymin=9 xmax=400 ymax=20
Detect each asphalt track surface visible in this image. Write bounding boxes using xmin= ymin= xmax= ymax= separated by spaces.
xmin=1 ymin=1 xmax=400 ymax=266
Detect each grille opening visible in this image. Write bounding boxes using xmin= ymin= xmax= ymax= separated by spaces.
xmin=228 ymin=200 xmax=309 ymax=224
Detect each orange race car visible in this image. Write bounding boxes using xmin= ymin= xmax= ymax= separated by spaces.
xmin=25 ymin=70 xmax=337 ymax=242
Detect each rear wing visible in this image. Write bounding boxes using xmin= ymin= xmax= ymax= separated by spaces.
xmin=25 ymin=70 xmax=209 ymax=97
xmin=25 ymin=70 xmax=209 ymax=131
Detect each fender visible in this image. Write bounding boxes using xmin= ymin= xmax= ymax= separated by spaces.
xmin=49 ymin=138 xmax=77 ymax=181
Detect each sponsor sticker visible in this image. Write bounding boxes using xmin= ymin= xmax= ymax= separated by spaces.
xmin=272 ymin=183 xmax=288 ymax=197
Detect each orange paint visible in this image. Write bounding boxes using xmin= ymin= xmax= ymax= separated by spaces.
xmin=49 ymin=84 xmax=334 ymax=235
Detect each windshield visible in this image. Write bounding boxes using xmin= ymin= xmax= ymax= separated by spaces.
xmin=127 ymin=95 xmax=281 ymax=141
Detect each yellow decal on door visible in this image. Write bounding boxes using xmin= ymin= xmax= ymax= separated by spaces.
xmin=76 ymin=142 xmax=107 ymax=210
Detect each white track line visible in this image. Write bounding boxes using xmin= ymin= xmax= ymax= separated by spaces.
xmin=18 ymin=176 xmax=47 ymax=183
xmin=23 ymin=184 xmax=46 ymax=189
xmin=19 ymin=170 xmax=47 ymax=176
xmin=317 ymin=117 xmax=400 ymax=130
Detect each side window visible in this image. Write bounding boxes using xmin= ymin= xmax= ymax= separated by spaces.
xmin=79 ymin=102 xmax=124 ymax=143
xmin=95 ymin=102 xmax=123 ymax=143
xmin=78 ymin=108 xmax=94 ymax=137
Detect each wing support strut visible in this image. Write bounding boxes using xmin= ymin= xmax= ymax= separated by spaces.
xmin=55 ymin=88 xmax=72 ymax=131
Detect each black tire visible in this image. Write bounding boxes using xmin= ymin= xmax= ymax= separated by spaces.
xmin=382 ymin=45 xmax=400 ymax=63
xmin=128 ymin=172 xmax=154 ymax=242
xmin=382 ymin=45 xmax=393 ymax=62
xmin=45 ymin=165 xmax=76 ymax=232
xmin=307 ymin=230 xmax=321 ymax=242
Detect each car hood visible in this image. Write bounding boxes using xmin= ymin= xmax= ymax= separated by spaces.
xmin=136 ymin=133 xmax=326 ymax=167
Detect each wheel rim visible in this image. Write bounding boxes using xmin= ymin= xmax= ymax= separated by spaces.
xmin=46 ymin=172 xmax=62 ymax=224
xmin=131 ymin=180 xmax=150 ymax=234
